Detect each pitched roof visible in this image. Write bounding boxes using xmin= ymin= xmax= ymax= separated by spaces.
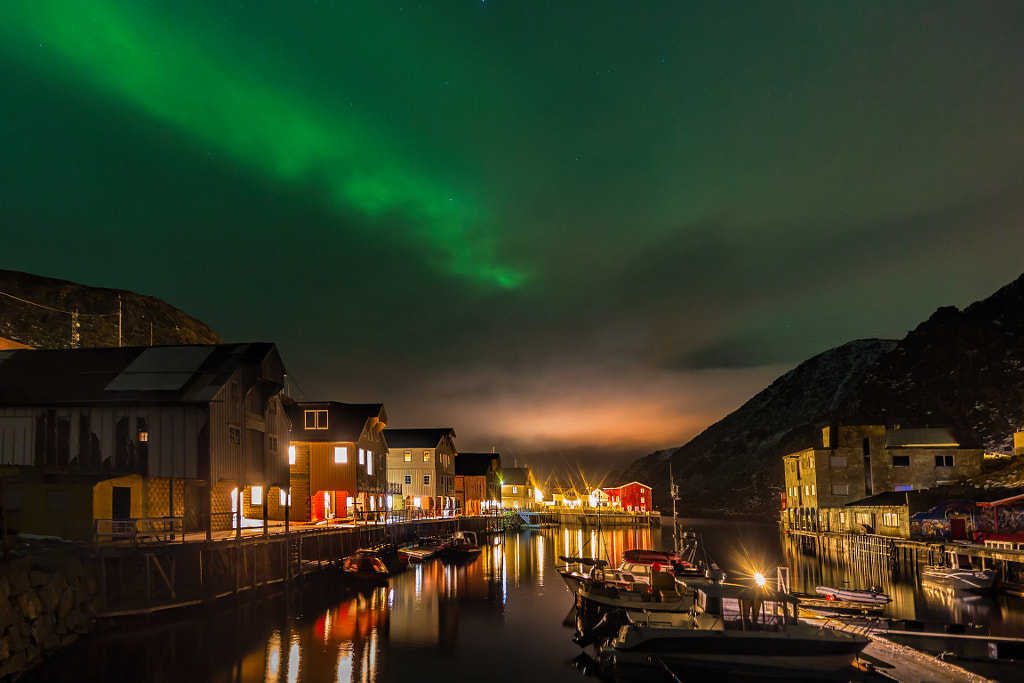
xmin=383 ymin=428 xmax=455 ymax=449
xmin=502 ymin=467 xmax=529 ymax=486
xmin=455 ymin=452 xmax=495 ymax=476
xmin=286 ymin=401 xmax=386 ymax=442
xmin=0 ymin=343 xmax=281 ymax=406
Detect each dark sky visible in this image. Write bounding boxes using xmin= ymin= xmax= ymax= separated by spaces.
xmin=3 ymin=2 xmax=1023 ymax=482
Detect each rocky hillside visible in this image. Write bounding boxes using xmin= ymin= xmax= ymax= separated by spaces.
xmin=0 ymin=269 xmax=221 ymax=349
xmin=623 ymin=338 xmax=898 ymax=519
xmin=623 ymin=272 xmax=1024 ymax=520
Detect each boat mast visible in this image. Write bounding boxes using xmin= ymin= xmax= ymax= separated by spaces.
xmin=670 ymin=462 xmax=679 ymax=555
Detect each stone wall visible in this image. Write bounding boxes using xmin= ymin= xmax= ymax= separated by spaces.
xmin=0 ymin=554 xmax=100 ymax=680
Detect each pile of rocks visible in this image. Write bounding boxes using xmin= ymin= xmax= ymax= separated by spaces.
xmin=0 ymin=554 xmax=100 ymax=680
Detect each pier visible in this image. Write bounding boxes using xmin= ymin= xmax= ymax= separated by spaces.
xmin=784 ymin=527 xmax=1024 ymax=590
xmin=90 ymin=516 xmax=500 ymax=617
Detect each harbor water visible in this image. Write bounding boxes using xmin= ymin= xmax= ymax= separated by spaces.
xmin=20 ymin=518 xmax=1024 ymax=682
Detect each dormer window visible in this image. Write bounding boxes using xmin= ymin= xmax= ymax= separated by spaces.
xmin=304 ymin=410 xmax=328 ymax=430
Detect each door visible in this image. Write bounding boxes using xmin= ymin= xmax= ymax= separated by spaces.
xmin=112 ymin=486 xmax=132 ymax=520
xmin=950 ymin=517 xmax=967 ymax=540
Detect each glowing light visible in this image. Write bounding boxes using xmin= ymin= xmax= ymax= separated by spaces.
xmin=0 ymin=2 xmax=526 ymax=288
xmin=754 ymin=572 xmax=766 ymax=587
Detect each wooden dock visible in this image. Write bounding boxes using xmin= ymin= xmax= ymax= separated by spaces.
xmin=91 ymin=517 xmax=498 ymax=618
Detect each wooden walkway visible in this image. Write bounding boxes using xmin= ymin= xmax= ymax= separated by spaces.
xmin=92 ymin=517 xmax=499 ymax=617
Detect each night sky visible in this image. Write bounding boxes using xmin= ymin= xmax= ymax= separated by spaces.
xmin=3 ymin=2 xmax=1023 ymax=481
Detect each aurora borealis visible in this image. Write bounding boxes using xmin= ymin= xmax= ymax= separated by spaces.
xmin=3 ymin=1 xmax=1023 ymax=477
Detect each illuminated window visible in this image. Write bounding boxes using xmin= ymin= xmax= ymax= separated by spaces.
xmin=335 ymin=446 xmax=347 ymax=464
xmin=251 ymin=486 xmax=263 ymax=505
xmin=288 ymin=446 xmax=296 ymax=465
xmin=404 ymin=451 xmax=411 ymax=462
xmin=423 ymin=450 xmax=430 ymax=462
xmin=367 ymin=452 xmax=374 ymax=475
xmin=138 ymin=430 xmax=148 ymax=442
xmin=404 ymin=475 xmax=412 ymax=485
xmin=304 ymin=410 xmax=328 ymax=430
xmin=414 ymin=497 xmax=421 ymax=508
xmin=279 ymin=489 xmax=290 ymax=506
xmin=424 ymin=474 xmax=430 ymax=486
xmin=359 ymin=448 xmax=365 ymax=465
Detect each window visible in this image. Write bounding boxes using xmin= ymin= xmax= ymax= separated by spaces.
xmin=228 ymin=426 xmax=241 ymax=445
xmin=404 ymin=475 xmax=412 ymax=485
xmin=830 ymin=456 xmax=846 ymax=468
xmin=895 ymin=484 xmax=913 ymax=492
xmin=404 ymin=451 xmax=411 ymax=462
xmin=423 ymin=474 xmax=431 ymax=486
xmin=252 ymin=486 xmax=263 ymax=505
xmin=839 ymin=512 xmax=846 ymax=524
xmin=855 ymin=512 xmax=871 ymax=526
xmin=269 ymin=436 xmax=277 ymax=453
xmin=334 ymin=446 xmax=347 ymax=464
xmin=892 ymin=455 xmax=910 ymax=467
xmin=367 ymin=452 xmax=374 ymax=475
xmin=423 ymin=450 xmax=430 ymax=462
xmin=882 ymin=512 xmax=899 ymax=527
xmin=304 ymin=410 xmax=328 ymax=430
xmin=359 ymin=448 xmax=365 ymax=465
xmin=935 ymin=455 xmax=954 ymax=467
xmin=832 ymin=484 xmax=849 ymax=496
xmin=288 ymin=446 xmax=296 ymax=465
xmin=512 ymin=486 xmax=518 ymax=494
xmin=279 ymin=489 xmax=290 ymax=506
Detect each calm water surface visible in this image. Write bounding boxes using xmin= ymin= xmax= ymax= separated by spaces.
xmin=24 ymin=518 xmax=1024 ymax=682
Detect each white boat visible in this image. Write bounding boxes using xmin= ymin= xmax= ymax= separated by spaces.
xmin=598 ymin=582 xmax=870 ymax=675
xmin=815 ymin=585 xmax=891 ymax=604
xmin=922 ymin=549 xmax=997 ymax=592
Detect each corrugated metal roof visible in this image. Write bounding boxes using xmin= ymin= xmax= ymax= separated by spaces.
xmin=0 ymin=343 xmax=279 ymax=406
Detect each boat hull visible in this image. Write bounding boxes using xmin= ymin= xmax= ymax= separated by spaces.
xmin=603 ymin=626 xmax=869 ymax=673
xmin=815 ymin=585 xmax=891 ymax=604
xmin=922 ymin=567 xmax=997 ymax=592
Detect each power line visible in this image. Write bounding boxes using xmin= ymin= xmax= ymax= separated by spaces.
xmin=0 ymin=288 xmax=118 ymax=318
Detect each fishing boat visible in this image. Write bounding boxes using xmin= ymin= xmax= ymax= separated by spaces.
xmin=815 ymin=585 xmax=891 ymax=604
xmin=439 ymin=530 xmax=482 ymax=560
xmin=922 ymin=549 xmax=997 ymax=592
xmin=398 ymin=536 xmax=446 ymax=564
xmin=343 ymin=548 xmax=391 ymax=582
xmin=597 ymin=582 xmax=870 ymax=675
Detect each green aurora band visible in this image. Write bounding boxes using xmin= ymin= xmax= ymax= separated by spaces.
xmin=2 ymin=2 xmax=526 ymax=288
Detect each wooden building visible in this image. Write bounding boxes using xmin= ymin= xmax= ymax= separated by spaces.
xmin=0 ymin=343 xmax=289 ymax=540
xmin=454 ymin=452 xmax=501 ymax=516
xmin=603 ymin=482 xmax=653 ymax=512
xmin=268 ymin=401 xmax=388 ymax=523
xmin=500 ymin=467 xmax=536 ymax=511
xmin=384 ymin=428 xmax=457 ymax=515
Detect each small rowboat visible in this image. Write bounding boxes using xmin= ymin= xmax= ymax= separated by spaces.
xmin=815 ymin=585 xmax=891 ymax=604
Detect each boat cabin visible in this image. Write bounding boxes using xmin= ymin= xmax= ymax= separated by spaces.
xmin=693 ymin=584 xmax=800 ymax=631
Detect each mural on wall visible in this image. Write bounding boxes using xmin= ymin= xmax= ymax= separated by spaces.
xmin=909 ymin=500 xmax=973 ymax=540
xmin=975 ymin=501 xmax=1024 ymax=534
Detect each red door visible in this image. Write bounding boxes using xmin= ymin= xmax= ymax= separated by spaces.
xmin=950 ymin=517 xmax=967 ymax=540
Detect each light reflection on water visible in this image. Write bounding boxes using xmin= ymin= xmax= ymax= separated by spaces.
xmin=21 ymin=520 xmax=1024 ymax=682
